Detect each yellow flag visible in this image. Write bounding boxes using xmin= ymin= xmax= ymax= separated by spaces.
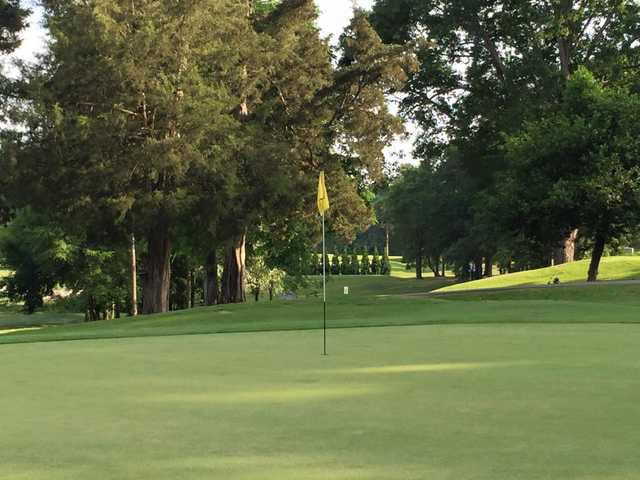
xmin=317 ymin=171 xmax=330 ymax=216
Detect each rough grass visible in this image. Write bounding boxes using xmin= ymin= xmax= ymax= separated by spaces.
xmin=435 ymin=256 xmax=640 ymax=292
xmin=2 ymin=323 xmax=640 ymax=479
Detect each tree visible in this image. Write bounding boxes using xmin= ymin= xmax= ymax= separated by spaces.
xmin=361 ymin=246 xmax=370 ymax=275
xmin=371 ymin=0 xmax=640 ymax=265
xmin=504 ymin=69 xmax=640 ymax=282
xmin=371 ymin=247 xmax=381 ymax=274
xmin=246 ymin=255 xmax=285 ymax=302
xmin=3 ymin=0 xmax=415 ymax=314
xmin=323 ymin=252 xmax=331 ymax=276
xmin=0 ymin=209 xmax=72 ymax=313
xmin=331 ymin=253 xmax=340 ymax=275
xmin=0 ymin=0 xmax=29 ymax=220
xmin=384 ymin=165 xmax=439 ymax=279
xmin=340 ymin=247 xmax=350 ymax=275
xmin=212 ymin=3 xmax=415 ymax=302
xmin=0 ymin=0 xmax=28 ymax=55
xmin=350 ymin=249 xmax=360 ymax=275
xmin=6 ymin=0 xmax=259 ymax=313
xmin=381 ymin=249 xmax=391 ymax=275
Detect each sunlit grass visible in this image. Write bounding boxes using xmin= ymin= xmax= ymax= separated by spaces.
xmin=2 ymin=324 xmax=640 ymax=479
xmin=0 ymin=327 xmax=42 ymax=335
xmin=328 ymin=361 xmax=536 ymax=375
xmin=436 ymin=256 xmax=640 ymax=292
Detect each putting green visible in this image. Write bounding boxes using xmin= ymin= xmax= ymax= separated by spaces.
xmin=2 ymin=323 xmax=639 ymax=479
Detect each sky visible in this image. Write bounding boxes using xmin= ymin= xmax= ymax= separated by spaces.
xmin=5 ymin=0 xmax=416 ymax=164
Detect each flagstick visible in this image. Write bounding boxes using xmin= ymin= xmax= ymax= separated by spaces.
xmin=322 ymin=212 xmax=327 ymax=356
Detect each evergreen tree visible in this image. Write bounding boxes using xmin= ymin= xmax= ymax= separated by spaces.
xmin=381 ymin=250 xmax=391 ymax=276
xmin=3 ymin=1 xmax=414 ymax=314
xmin=371 ymin=247 xmax=381 ymax=275
xmin=323 ymin=253 xmax=331 ymax=276
xmin=340 ymin=247 xmax=350 ymax=275
xmin=351 ymin=249 xmax=360 ymax=275
xmin=361 ymin=247 xmax=370 ymax=275
xmin=0 ymin=0 xmax=28 ymax=56
xmin=313 ymin=254 xmax=322 ymax=276
xmin=331 ymin=253 xmax=340 ymax=275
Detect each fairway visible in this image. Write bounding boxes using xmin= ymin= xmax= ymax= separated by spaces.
xmin=2 ymin=324 xmax=640 ymax=479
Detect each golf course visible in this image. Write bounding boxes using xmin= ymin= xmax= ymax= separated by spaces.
xmin=3 ymin=0 xmax=640 ymax=478
xmin=2 ymin=260 xmax=640 ymax=479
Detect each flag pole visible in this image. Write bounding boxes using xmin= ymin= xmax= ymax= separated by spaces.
xmin=322 ymin=212 xmax=327 ymax=356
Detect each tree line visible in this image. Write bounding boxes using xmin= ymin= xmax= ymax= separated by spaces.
xmin=306 ymin=247 xmax=391 ymax=276
xmin=373 ymin=0 xmax=640 ymax=282
xmin=0 ymin=0 xmax=416 ymax=316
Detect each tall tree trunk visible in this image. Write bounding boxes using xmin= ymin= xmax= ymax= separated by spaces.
xmin=427 ymin=256 xmax=440 ymax=277
xmin=186 ymin=271 xmax=192 ymax=308
xmin=204 ymin=250 xmax=218 ymax=306
xmin=558 ymin=37 xmax=571 ymax=80
xmin=189 ymin=270 xmax=196 ymax=308
xmin=556 ymin=0 xmax=573 ymax=80
xmin=587 ymin=234 xmax=606 ymax=282
xmin=142 ymin=220 xmax=171 ymax=314
xmin=484 ymin=256 xmax=493 ymax=277
xmin=129 ymin=233 xmax=138 ymax=316
xmin=385 ymin=224 xmax=390 ymax=257
xmin=415 ymin=247 xmax=423 ymax=280
xmin=553 ymin=229 xmax=578 ymax=265
xmin=220 ymin=233 xmax=247 ymax=304
xmin=473 ymin=256 xmax=483 ymax=280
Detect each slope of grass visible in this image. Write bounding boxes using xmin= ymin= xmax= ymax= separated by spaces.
xmin=2 ymin=274 xmax=640 ymax=345
xmin=438 ymin=283 xmax=640 ymax=305
xmin=435 ymin=256 xmax=640 ymax=293
xmin=2 ymin=323 xmax=640 ymax=479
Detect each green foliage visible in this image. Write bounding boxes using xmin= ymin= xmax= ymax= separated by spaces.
xmin=371 ymin=0 xmax=640 ymax=280
xmin=0 ymin=0 xmax=29 ymax=55
xmin=340 ymin=247 xmax=350 ymax=275
xmin=350 ymin=250 xmax=360 ymax=275
xmin=247 ymin=255 xmax=286 ymax=301
xmin=0 ymin=209 xmax=72 ymax=313
xmin=501 ymin=68 xmax=640 ymax=279
xmin=371 ymin=247 xmax=381 ymax=275
xmin=360 ymin=247 xmax=370 ymax=275
xmin=381 ymin=250 xmax=391 ymax=276
xmin=331 ymin=252 xmax=340 ymax=275
xmin=69 ymin=248 xmax=129 ymax=320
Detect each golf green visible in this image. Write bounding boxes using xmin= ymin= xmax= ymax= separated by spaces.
xmin=2 ymin=323 xmax=639 ymax=479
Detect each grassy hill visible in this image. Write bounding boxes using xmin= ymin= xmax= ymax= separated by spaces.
xmin=434 ymin=256 xmax=640 ymax=293
xmin=4 ymin=272 xmax=640 ymax=345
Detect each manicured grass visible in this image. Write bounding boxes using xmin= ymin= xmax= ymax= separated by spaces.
xmin=435 ymin=256 xmax=640 ymax=292
xmin=2 ymin=323 xmax=640 ymax=479
xmin=439 ymin=283 xmax=640 ymax=305
xmin=2 ymin=274 xmax=640 ymax=345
